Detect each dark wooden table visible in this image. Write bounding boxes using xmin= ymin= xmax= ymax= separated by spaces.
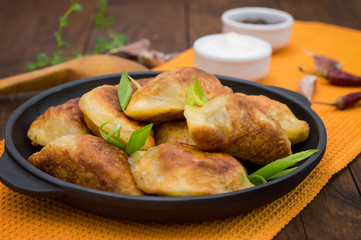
xmin=1 ymin=0 xmax=361 ymax=239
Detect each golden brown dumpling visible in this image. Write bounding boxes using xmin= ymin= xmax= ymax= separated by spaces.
xmin=154 ymin=120 xmax=196 ymax=146
xmin=131 ymin=77 xmax=153 ymax=94
xmin=79 ymin=84 xmax=155 ymax=151
xmin=27 ymin=98 xmax=90 ymax=146
xmin=184 ymin=94 xmax=292 ymax=165
xmin=28 ymin=134 xmax=143 ymax=195
xmin=124 ymin=67 xmax=233 ymax=122
xmin=237 ymin=93 xmax=310 ymax=145
xmin=128 ymin=142 xmax=253 ymax=196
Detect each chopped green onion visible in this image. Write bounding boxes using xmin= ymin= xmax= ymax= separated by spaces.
xmin=193 ymin=76 xmax=207 ymax=104
xmin=99 ymin=121 xmax=153 ymax=155
xmin=185 ymin=76 xmax=207 ymax=107
xmin=117 ymin=71 xmax=141 ymax=111
xmin=185 ymin=79 xmax=195 ymax=106
xmin=99 ymin=121 xmax=126 ymax=149
xmin=118 ymin=71 xmax=133 ymax=112
xmin=248 ymin=149 xmax=319 ymax=185
xmin=127 ymin=72 xmax=141 ymax=89
xmin=126 ymin=123 xmax=153 ymax=155
xmin=267 ymin=167 xmax=298 ymax=180
xmin=248 ymin=175 xmax=267 ymax=185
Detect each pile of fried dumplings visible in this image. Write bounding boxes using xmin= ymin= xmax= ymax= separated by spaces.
xmin=27 ymin=67 xmax=310 ymax=197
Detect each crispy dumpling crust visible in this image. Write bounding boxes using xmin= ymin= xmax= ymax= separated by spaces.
xmin=79 ymin=84 xmax=155 ymax=150
xmin=237 ymin=93 xmax=310 ymax=145
xmin=184 ymin=94 xmax=292 ymax=165
xmin=28 ymin=134 xmax=143 ymax=195
xmin=128 ymin=142 xmax=253 ymax=196
xmin=131 ymin=77 xmax=153 ymax=94
xmin=154 ymin=120 xmax=196 ymax=146
xmin=124 ymin=67 xmax=233 ymax=122
xmin=27 ymin=98 xmax=90 ymax=146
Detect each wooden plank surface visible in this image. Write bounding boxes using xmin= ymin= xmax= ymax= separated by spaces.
xmin=0 ymin=0 xmax=360 ymax=239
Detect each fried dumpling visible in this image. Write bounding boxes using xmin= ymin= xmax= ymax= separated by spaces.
xmin=131 ymin=77 xmax=153 ymax=94
xmin=184 ymin=94 xmax=292 ymax=165
xmin=79 ymin=84 xmax=155 ymax=150
xmin=124 ymin=67 xmax=233 ymax=122
xmin=128 ymin=142 xmax=253 ymax=196
xmin=28 ymin=134 xmax=143 ymax=195
xmin=27 ymin=98 xmax=90 ymax=146
xmin=237 ymin=93 xmax=310 ymax=145
xmin=154 ymin=120 xmax=196 ymax=146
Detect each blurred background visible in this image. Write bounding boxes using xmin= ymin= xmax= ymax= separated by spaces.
xmin=1 ymin=0 xmax=361 ymax=78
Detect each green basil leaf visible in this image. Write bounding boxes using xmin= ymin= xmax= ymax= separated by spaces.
xmin=125 ymin=123 xmax=153 ymax=155
xmin=118 ymin=71 xmax=133 ymax=111
xmin=248 ymin=149 xmax=318 ymax=181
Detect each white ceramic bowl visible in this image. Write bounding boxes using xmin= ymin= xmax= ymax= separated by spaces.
xmin=193 ymin=32 xmax=272 ymax=82
xmin=221 ymin=7 xmax=294 ymax=51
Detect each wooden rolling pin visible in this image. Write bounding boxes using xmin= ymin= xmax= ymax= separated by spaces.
xmin=0 ymin=54 xmax=148 ymax=94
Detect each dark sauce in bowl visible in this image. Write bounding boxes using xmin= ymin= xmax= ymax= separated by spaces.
xmin=241 ymin=18 xmax=282 ymax=24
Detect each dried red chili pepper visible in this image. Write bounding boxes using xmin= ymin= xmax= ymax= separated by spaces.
xmin=312 ymin=92 xmax=361 ymax=110
xmin=299 ymin=66 xmax=361 ymax=86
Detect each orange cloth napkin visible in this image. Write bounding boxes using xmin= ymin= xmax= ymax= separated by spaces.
xmin=1 ymin=21 xmax=361 ymax=240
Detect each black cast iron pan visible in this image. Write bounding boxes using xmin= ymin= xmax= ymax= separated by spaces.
xmin=0 ymin=71 xmax=327 ymax=222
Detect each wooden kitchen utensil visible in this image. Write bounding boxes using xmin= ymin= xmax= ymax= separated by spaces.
xmin=0 ymin=54 xmax=148 ymax=94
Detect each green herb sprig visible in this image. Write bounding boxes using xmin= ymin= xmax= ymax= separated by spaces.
xmin=26 ymin=0 xmax=83 ymax=71
xmin=93 ymin=33 xmax=127 ymax=54
xmin=93 ymin=0 xmax=127 ymax=54
xmin=26 ymin=0 xmax=127 ymax=71
xmin=99 ymin=121 xmax=153 ymax=155
xmin=117 ymin=71 xmax=141 ymax=112
xmin=247 ymin=149 xmax=319 ymax=185
xmin=94 ymin=0 xmax=114 ymax=30
xmin=185 ymin=76 xmax=208 ymax=107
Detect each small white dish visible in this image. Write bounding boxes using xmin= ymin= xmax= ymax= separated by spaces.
xmin=193 ymin=32 xmax=272 ymax=82
xmin=221 ymin=7 xmax=294 ymax=51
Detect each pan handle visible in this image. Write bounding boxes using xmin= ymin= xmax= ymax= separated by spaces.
xmin=0 ymin=150 xmax=64 ymax=198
